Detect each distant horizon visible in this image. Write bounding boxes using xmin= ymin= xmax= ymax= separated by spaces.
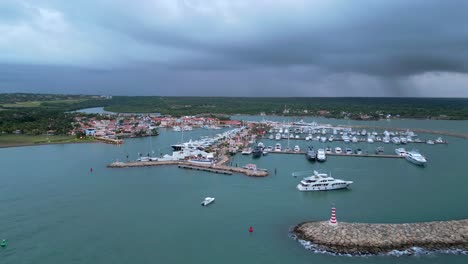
xmin=2 ymin=92 xmax=468 ymax=99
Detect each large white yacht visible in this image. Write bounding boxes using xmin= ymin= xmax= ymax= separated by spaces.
xmin=317 ymin=149 xmax=326 ymax=162
xmin=297 ymin=171 xmax=353 ymax=191
xmin=405 ymin=150 xmax=427 ymax=166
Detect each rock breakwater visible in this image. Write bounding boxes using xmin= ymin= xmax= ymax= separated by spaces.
xmin=293 ymin=219 xmax=468 ymax=255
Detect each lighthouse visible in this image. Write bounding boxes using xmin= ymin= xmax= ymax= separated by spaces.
xmin=329 ymin=206 xmax=337 ymax=226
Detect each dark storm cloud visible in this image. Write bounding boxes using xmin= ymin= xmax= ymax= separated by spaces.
xmin=1 ymin=0 xmax=468 ymax=96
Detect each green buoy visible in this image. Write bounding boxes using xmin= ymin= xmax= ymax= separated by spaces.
xmin=0 ymin=239 xmax=6 ymax=248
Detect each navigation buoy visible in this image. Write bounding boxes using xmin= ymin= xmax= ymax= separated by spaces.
xmin=249 ymin=226 xmax=253 ymax=233
xmin=329 ymin=206 xmax=337 ymax=226
xmin=1 ymin=239 xmax=7 ymax=248
xmin=90 ymin=167 xmax=93 ymax=173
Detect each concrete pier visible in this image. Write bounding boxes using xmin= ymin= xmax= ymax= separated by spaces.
xmin=269 ymin=151 xmax=403 ymax=159
xmin=293 ymin=219 xmax=468 ymax=255
xmin=107 ymin=160 xmax=268 ymax=177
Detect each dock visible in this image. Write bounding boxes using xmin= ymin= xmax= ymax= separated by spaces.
xmin=107 ymin=159 xmax=268 ymax=177
xmin=268 ymin=151 xmax=403 ymax=158
xmin=294 ymin=219 xmax=468 ymax=255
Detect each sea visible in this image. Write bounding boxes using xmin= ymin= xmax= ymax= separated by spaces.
xmin=1 ymin=111 xmax=467 ymax=263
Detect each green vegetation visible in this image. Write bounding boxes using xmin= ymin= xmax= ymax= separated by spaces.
xmin=0 ymin=134 xmax=92 ymax=148
xmin=104 ymin=96 xmax=468 ymax=120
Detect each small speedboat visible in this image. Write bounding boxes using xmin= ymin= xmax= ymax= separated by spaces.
xmin=201 ymin=197 xmax=215 ymax=206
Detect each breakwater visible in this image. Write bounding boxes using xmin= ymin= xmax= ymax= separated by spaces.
xmin=293 ymin=219 xmax=468 ymax=255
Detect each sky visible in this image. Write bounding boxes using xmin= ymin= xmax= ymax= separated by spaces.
xmin=0 ymin=0 xmax=468 ymax=97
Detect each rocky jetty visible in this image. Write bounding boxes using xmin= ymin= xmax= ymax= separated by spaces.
xmin=293 ymin=219 xmax=468 ymax=255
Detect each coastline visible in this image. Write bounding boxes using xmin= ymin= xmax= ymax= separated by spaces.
xmin=293 ymin=220 xmax=468 ymax=255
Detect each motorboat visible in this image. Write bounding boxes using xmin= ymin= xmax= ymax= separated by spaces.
xmin=383 ymin=137 xmax=390 ymax=144
xmin=426 ymin=140 xmax=435 ymax=145
xmin=342 ymin=135 xmax=350 ymax=143
xmin=395 ymin=148 xmax=407 ymax=156
xmin=325 ymin=147 xmax=332 ymax=154
xmin=435 ymin=137 xmax=444 ymax=144
xmin=297 ymin=171 xmax=353 ymax=191
xmin=275 ymin=133 xmax=281 ymax=140
xmin=400 ymin=137 xmax=407 ymax=144
xmin=392 ymin=137 xmax=401 ymax=144
xmin=268 ymin=134 xmax=274 ymax=140
xmin=354 ymin=148 xmax=363 ymax=155
xmin=266 ymin=146 xmax=273 ymax=152
xmin=262 ymin=150 xmax=269 ymax=156
xmin=334 ymin=147 xmax=342 ymax=154
xmin=274 ymin=143 xmax=282 ymax=152
xmin=405 ymin=150 xmax=427 ymax=166
xmin=252 ymin=147 xmax=262 ymax=158
xmin=306 ymin=146 xmax=316 ymax=161
xmin=241 ymin=148 xmax=253 ymax=155
xmin=294 ymin=145 xmax=301 ymax=152
xmin=320 ymin=136 xmax=327 ymax=143
xmin=345 ymin=148 xmax=353 ymax=155
xmin=257 ymin=142 xmax=265 ymax=149
xmin=317 ymin=149 xmax=326 ymax=162
xmin=295 ymin=135 xmax=300 ymax=139
xmin=367 ymin=137 xmax=374 ymax=143
xmin=375 ymin=146 xmax=384 ymax=154
xmin=201 ymin=197 xmax=215 ymax=206
xmin=328 ymin=136 xmax=334 ymax=142
xmin=352 ymin=136 xmax=358 ymax=143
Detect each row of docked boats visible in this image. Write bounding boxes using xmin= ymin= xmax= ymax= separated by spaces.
xmin=296 ymin=170 xmax=353 ymax=191
xmin=306 ymin=147 xmax=326 ymax=162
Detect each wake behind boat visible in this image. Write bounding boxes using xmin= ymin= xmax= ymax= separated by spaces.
xmin=296 ymin=171 xmax=353 ymax=191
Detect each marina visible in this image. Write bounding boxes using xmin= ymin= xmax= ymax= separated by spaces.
xmin=1 ymin=116 xmax=468 ymax=264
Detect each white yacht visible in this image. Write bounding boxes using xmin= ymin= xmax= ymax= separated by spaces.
xmin=241 ymin=148 xmax=252 ymax=155
xmin=367 ymin=137 xmax=374 ymax=143
xmin=342 ymin=135 xmax=350 ymax=143
xmin=395 ymin=148 xmax=407 ymax=157
xmin=266 ymin=146 xmax=273 ymax=152
xmin=201 ymin=197 xmax=215 ymax=206
xmin=352 ymin=136 xmax=358 ymax=143
xmin=325 ymin=147 xmax=332 ymax=154
xmin=297 ymin=171 xmax=353 ymax=191
xmin=317 ymin=149 xmax=326 ymax=161
xmin=257 ymin=142 xmax=265 ymax=149
xmin=426 ymin=140 xmax=435 ymax=145
xmin=328 ymin=135 xmax=334 ymax=142
xmin=294 ymin=145 xmax=301 ymax=152
xmin=295 ymin=135 xmax=300 ymax=139
xmin=274 ymin=143 xmax=282 ymax=152
xmin=268 ymin=134 xmax=274 ymax=140
xmin=383 ymin=137 xmax=390 ymax=144
xmin=400 ymin=137 xmax=407 ymax=144
xmin=392 ymin=137 xmax=401 ymax=144
xmin=320 ymin=136 xmax=327 ymax=143
xmin=275 ymin=133 xmax=281 ymax=140
xmin=405 ymin=150 xmax=427 ymax=166
xmin=435 ymin=137 xmax=444 ymax=144
xmin=334 ymin=147 xmax=342 ymax=154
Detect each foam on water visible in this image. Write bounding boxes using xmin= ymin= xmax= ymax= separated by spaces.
xmin=289 ymin=232 xmax=468 ymax=257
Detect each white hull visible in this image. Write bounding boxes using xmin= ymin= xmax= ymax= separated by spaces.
xmin=297 ymin=182 xmax=352 ymax=191
xmin=201 ymin=197 xmax=215 ymax=206
xmin=405 ymin=156 xmax=426 ymax=166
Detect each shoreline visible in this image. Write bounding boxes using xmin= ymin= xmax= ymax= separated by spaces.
xmin=293 ymin=219 xmax=468 ymax=255
xmin=0 ymin=140 xmax=97 ymax=149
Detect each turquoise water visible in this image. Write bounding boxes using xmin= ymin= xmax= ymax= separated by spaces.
xmin=1 ymin=121 xmax=467 ymax=263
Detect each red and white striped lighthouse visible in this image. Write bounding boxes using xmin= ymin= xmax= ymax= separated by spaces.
xmin=329 ymin=206 xmax=337 ymax=226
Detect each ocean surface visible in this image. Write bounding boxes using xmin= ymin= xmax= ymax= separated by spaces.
xmin=1 ymin=117 xmax=468 ymax=263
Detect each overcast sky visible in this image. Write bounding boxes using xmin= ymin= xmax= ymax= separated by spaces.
xmin=1 ymin=0 xmax=468 ymax=97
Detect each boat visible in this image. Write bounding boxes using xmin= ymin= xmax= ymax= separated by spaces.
xmin=435 ymin=137 xmax=444 ymax=144
xmin=342 ymin=135 xmax=350 ymax=143
xmin=188 ymin=158 xmax=213 ymax=165
xmin=367 ymin=137 xmax=374 ymax=143
xmin=354 ymin=148 xmax=363 ymax=155
xmin=395 ymin=148 xmax=407 ymax=156
xmin=383 ymin=137 xmax=390 ymax=144
xmin=426 ymin=140 xmax=435 ymax=145
xmin=252 ymin=147 xmax=262 ymax=158
xmin=0 ymin=239 xmax=6 ymax=248
xmin=268 ymin=134 xmax=274 ymax=140
xmin=392 ymin=137 xmax=401 ymax=144
xmin=266 ymin=146 xmax=273 ymax=152
xmin=295 ymin=135 xmax=300 ymax=139
xmin=328 ymin=135 xmax=334 ymax=142
xmin=296 ymin=171 xmax=353 ymax=191
xmin=351 ymin=136 xmax=358 ymax=143
xmin=257 ymin=142 xmax=265 ymax=149
xmin=334 ymin=147 xmax=342 ymax=154
xmin=375 ymin=146 xmax=384 ymax=154
xmin=294 ymin=145 xmax=301 ymax=152
xmin=201 ymin=197 xmax=215 ymax=206
xmin=345 ymin=148 xmax=353 ymax=155
xmin=400 ymin=137 xmax=407 ymax=144
xmin=241 ymin=148 xmax=253 ymax=155
xmin=262 ymin=150 xmax=269 ymax=156
xmin=405 ymin=150 xmax=427 ymax=166
xmin=275 ymin=133 xmax=281 ymax=140
xmin=325 ymin=147 xmax=332 ymax=154
xmin=274 ymin=143 xmax=282 ymax=152
xmin=306 ymin=146 xmax=316 ymax=161
xmin=317 ymin=149 xmax=326 ymax=162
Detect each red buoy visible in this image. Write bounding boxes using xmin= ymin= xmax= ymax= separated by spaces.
xmin=249 ymin=226 xmax=253 ymax=233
